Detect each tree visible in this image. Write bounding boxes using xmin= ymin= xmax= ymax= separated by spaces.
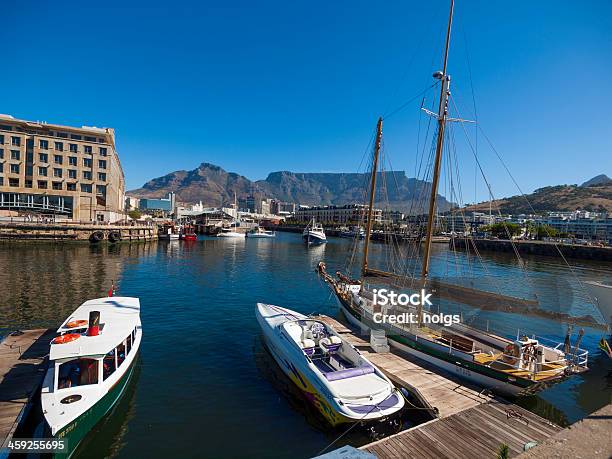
xmin=534 ymin=224 xmax=560 ymax=240
xmin=128 ymin=209 xmax=142 ymax=220
xmin=480 ymin=222 xmax=522 ymax=238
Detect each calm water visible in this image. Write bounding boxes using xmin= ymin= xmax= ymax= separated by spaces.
xmin=1 ymin=234 xmax=611 ymax=458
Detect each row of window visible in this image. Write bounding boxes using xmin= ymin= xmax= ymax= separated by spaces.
xmin=0 ymin=137 xmax=108 ymax=156
xmin=0 ymin=129 xmax=106 ymax=144
xmin=56 ymin=326 xmax=137 ymax=390
xmin=1 ymin=164 xmax=106 ymax=180
xmin=0 ymin=177 xmax=106 ymax=194
xmin=0 ymin=150 xmax=107 ymax=169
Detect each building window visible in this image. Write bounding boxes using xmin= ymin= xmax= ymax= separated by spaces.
xmin=83 ymin=158 xmax=92 ymax=168
xmin=10 ymin=164 xmax=19 ymax=174
xmin=68 ymin=156 xmax=77 ymax=166
xmin=84 ymin=136 xmax=96 ymax=142
xmin=25 ymin=179 xmax=32 ymax=188
xmin=68 ymin=169 xmax=77 ymax=179
xmin=52 ymin=181 xmax=63 ymax=190
xmin=54 ymin=155 xmax=63 ymax=164
xmin=98 ymin=172 xmax=106 ymax=181
xmin=11 ymin=150 xmax=20 ymax=160
xmin=98 ymin=160 xmax=107 ymax=169
xmin=0 ymin=177 xmax=3 ymax=186
xmin=39 ymin=153 xmax=48 ymax=163
xmin=56 ymin=132 xmax=68 ymax=139
xmin=0 ymin=134 xmax=4 ymax=144
xmin=99 ymin=147 xmax=107 ymax=156
xmin=54 ymin=142 xmax=64 ymax=151
xmin=26 ymin=166 xmax=33 ymax=175
xmin=38 ymin=167 xmax=47 ymax=176
xmin=96 ymin=185 xmax=106 ymax=196
xmin=38 ymin=180 xmax=48 ymax=189
xmin=0 ymin=148 xmax=3 ymax=158
xmin=9 ymin=178 xmax=19 ymax=187
xmin=11 ymin=136 xmax=21 ymax=146
xmin=67 ymin=182 xmax=76 ymax=191
xmin=53 ymin=168 xmax=62 ymax=178
xmin=70 ymin=134 xmax=82 ymax=140
xmin=83 ymin=171 xmax=92 ymax=180
xmin=84 ymin=145 xmax=92 ymax=154
xmin=69 ymin=143 xmax=78 ymax=153
xmin=39 ymin=139 xmax=49 ymax=149
xmin=0 ymin=163 xmax=3 ymax=172
xmin=80 ymin=183 xmax=92 ymax=193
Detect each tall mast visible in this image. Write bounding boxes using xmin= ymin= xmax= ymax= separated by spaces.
xmin=421 ymin=0 xmax=454 ymax=278
xmin=361 ymin=117 xmax=383 ymax=278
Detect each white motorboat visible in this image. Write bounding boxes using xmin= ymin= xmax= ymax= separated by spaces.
xmin=256 ymin=303 xmax=404 ymax=426
xmin=41 ymin=297 xmax=142 ymax=457
xmin=158 ymin=222 xmax=180 ymax=240
xmin=217 ymin=226 xmax=245 ymax=238
xmin=246 ymin=227 xmax=276 ymax=238
xmin=340 ymin=226 xmax=365 ymax=239
xmin=584 ymin=280 xmax=612 ymax=326
xmin=302 ymin=218 xmax=327 ymax=244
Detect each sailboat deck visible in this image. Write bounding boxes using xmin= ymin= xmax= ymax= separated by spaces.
xmin=472 ymin=352 xmax=566 ymax=381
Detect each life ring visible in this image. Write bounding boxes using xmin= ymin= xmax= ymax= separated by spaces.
xmin=52 ymin=333 xmax=81 ymax=345
xmin=108 ymin=231 xmax=121 ymax=243
xmin=89 ymin=231 xmax=104 ymax=243
xmin=65 ymin=319 xmax=88 ymax=329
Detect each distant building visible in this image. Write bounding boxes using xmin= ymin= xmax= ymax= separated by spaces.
xmin=0 ymin=114 xmax=125 ymax=222
xmin=125 ymin=196 xmax=140 ymax=210
xmin=292 ymin=204 xmax=382 ymax=225
xmin=139 ymin=192 xmax=175 ymax=215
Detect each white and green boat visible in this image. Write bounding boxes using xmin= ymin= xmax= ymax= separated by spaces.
xmin=41 ymin=297 xmax=141 ymax=458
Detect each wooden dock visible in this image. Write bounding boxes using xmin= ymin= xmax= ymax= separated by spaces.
xmin=316 ymin=315 xmax=493 ymax=418
xmin=0 ymin=329 xmax=53 ymax=448
xmin=315 ymin=315 xmax=564 ymax=459
xmin=363 ymin=400 xmax=562 ymax=458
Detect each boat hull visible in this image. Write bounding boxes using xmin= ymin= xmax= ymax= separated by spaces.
xmin=302 ymin=232 xmax=327 ymax=244
xmin=336 ymin=298 xmax=533 ymax=397
xmin=51 ymin=353 xmax=139 ymax=458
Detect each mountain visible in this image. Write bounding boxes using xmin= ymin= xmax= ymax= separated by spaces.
xmin=464 ymin=178 xmax=612 ymax=214
xmin=581 ymin=174 xmax=612 ymax=187
xmin=128 ymin=163 xmax=453 ymax=213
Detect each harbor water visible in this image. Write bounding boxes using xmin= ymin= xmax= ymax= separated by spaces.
xmin=0 ymin=233 xmax=610 ymax=458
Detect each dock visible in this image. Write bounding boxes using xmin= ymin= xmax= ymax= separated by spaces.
xmin=0 ymin=329 xmax=53 ymax=449
xmin=315 ymin=315 xmax=564 ymax=458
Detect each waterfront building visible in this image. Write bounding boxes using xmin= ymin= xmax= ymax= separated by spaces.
xmin=138 ymin=192 xmax=175 ymax=217
xmin=0 ymin=114 xmax=125 ymax=222
xmin=292 ymin=204 xmax=383 ymax=225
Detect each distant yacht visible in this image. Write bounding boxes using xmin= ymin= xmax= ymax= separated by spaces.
xmin=246 ymin=226 xmax=275 ymax=238
xmin=340 ymin=226 xmax=365 ymax=239
xmin=217 ymin=225 xmax=244 ymax=238
xmin=302 ymin=218 xmax=327 ymax=244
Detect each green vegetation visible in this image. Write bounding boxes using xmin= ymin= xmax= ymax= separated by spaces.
xmin=496 ymin=443 xmax=509 ymax=459
xmin=128 ymin=209 xmax=142 ymax=220
xmin=480 ymin=222 xmax=522 ymax=238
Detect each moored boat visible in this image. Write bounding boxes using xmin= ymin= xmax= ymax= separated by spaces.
xmin=340 ymin=226 xmax=365 ymax=239
xmin=302 ymin=218 xmax=327 ymax=244
xmin=41 ymin=297 xmax=142 ymax=458
xmin=217 ymin=226 xmax=245 ymax=238
xmin=246 ymin=227 xmax=276 ymax=238
xmin=158 ymin=222 xmax=179 ymax=240
xmin=180 ymin=224 xmax=198 ymax=241
xmin=256 ymin=303 xmax=404 ymax=426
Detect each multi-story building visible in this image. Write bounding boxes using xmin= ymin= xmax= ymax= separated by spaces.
xmin=0 ymin=114 xmax=125 ymax=222
xmin=138 ymin=192 xmax=175 ymax=216
xmin=292 ymin=204 xmax=383 ymax=225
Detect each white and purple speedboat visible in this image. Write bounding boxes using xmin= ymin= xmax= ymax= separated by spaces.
xmin=256 ymin=303 xmax=404 ymax=426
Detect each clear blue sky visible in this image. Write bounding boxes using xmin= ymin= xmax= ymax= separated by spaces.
xmin=3 ymin=1 xmax=611 ymax=203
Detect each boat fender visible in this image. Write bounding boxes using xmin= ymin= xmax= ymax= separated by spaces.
xmin=108 ymin=231 xmax=121 ymax=243
xmin=65 ymin=319 xmax=88 ymax=329
xmin=89 ymin=231 xmax=104 ymax=243
xmin=52 ymin=333 xmax=81 ymax=345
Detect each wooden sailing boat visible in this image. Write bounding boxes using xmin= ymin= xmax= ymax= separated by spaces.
xmin=319 ymin=0 xmax=590 ymax=396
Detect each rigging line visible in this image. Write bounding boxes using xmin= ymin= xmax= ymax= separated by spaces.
xmin=461 ymin=24 xmax=480 ymax=205
xmin=475 ymin=124 xmax=598 ymax=306
xmin=382 ymin=82 xmax=440 ymax=119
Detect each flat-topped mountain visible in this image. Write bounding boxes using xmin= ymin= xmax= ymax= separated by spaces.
xmin=128 ymin=162 xmax=453 ymax=213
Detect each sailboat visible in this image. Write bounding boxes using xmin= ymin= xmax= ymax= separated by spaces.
xmin=217 ymin=192 xmax=244 ymax=238
xmin=318 ymin=0 xmax=589 ymax=396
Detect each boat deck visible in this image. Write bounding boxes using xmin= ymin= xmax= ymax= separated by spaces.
xmin=315 ymin=315 xmax=493 ymax=418
xmin=0 ymin=329 xmax=54 ymax=448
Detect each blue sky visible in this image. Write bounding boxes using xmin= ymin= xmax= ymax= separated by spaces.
xmin=3 ymin=1 xmax=611 ymax=203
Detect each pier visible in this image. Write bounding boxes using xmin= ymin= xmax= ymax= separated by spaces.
xmin=0 ymin=221 xmax=157 ymax=242
xmin=316 ymin=315 xmax=565 ymax=458
xmin=0 ymin=329 xmax=54 ymax=449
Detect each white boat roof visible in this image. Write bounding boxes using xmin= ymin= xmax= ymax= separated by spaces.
xmin=50 ymin=297 xmax=141 ymax=361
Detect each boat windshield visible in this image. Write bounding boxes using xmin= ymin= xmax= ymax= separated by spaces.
xmin=57 ymin=357 xmax=99 ymax=389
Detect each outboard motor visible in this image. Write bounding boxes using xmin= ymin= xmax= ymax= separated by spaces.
xmin=87 ymin=310 xmax=100 ymax=336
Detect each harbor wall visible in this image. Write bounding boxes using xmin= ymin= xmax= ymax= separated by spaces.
xmin=0 ymin=221 xmax=157 ymax=242
xmin=452 ymin=237 xmax=612 ymax=261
